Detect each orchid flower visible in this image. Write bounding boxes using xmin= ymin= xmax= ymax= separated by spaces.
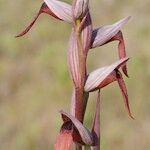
xmin=84 ymin=58 xmax=134 ymax=119
xmin=55 ymin=110 xmax=93 ymax=149
xmin=16 ymin=0 xmax=133 ymax=150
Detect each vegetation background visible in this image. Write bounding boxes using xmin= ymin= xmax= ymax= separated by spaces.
xmin=0 ymin=0 xmax=150 ymax=149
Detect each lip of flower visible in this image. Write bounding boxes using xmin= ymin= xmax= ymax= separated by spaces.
xmin=55 ymin=110 xmax=94 ymax=149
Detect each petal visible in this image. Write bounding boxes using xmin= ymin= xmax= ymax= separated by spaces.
xmin=44 ymin=0 xmax=72 ymax=23
xmin=55 ymin=122 xmax=73 ymax=150
xmin=16 ymin=3 xmax=61 ymax=37
xmin=91 ymin=90 xmax=100 ymax=150
xmin=116 ymin=71 xmax=134 ymax=119
xmin=60 ymin=111 xmax=93 ymax=145
xmin=84 ymin=57 xmax=129 ymax=92
xmin=91 ymin=16 xmax=131 ymax=48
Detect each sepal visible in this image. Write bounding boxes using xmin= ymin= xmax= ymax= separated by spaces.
xmin=84 ymin=58 xmax=129 ymax=92
xmin=91 ymin=16 xmax=131 ymax=48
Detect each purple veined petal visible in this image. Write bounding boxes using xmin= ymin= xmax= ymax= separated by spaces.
xmin=73 ymin=0 xmax=89 ymax=19
xmin=116 ymin=71 xmax=134 ymax=119
xmin=91 ymin=16 xmax=131 ymax=48
xmin=84 ymin=57 xmax=129 ymax=92
xmin=91 ymin=90 xmax=100 ymax=150
xmin=44 ymin=0 xmax=72 ymax=23
xmin=60 ymin=111 xmax=94 ymax=145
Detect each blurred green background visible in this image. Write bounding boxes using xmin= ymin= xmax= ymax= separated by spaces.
xmin=0 ymin=0 xmax=150 ymax=149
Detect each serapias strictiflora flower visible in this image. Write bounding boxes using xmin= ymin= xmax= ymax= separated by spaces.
xmin=84 ymin=58 xmax=134 ymax=119
xmin=55 ymin=110 xmax=94 ymax=150
xmin=16 ymin=0 xmax=72 ymax=37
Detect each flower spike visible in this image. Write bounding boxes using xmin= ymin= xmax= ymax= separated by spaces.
xmin=55 ymin=122 xmax=73 ymax=150
xmin=16 ymin=1 xmax=133 ymax=149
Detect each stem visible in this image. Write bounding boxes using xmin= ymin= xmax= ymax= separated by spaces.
xmin=74 ymin=19 xmax=88 ymax=150
xmin=72 ymin=18 xmax=88 ymax=123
